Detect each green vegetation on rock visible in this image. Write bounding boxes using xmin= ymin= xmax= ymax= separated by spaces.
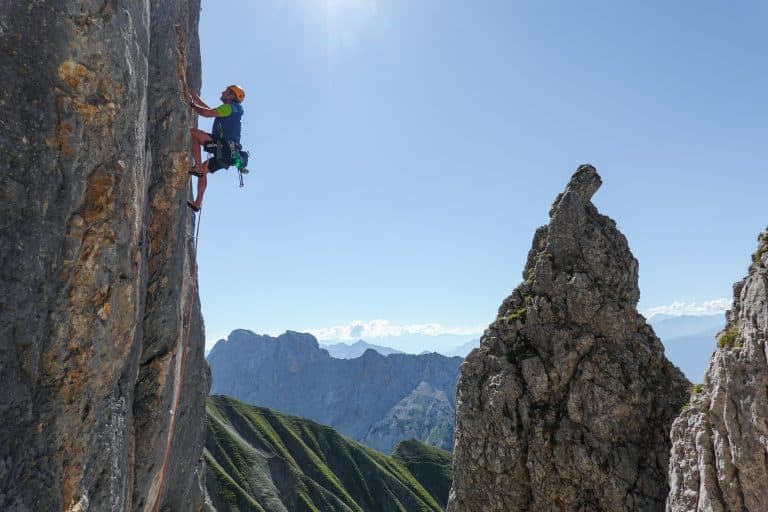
xmin=498 ymin=306 xmax=527 ymax=324
xmin=718 ymin=328 xmax=739 ymax=349
xmin=205 ymin=395 xmax=450 ymax=511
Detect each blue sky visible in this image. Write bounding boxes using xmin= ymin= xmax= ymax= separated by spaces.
xmin=196 ymin=0 xmax=767 ymax=350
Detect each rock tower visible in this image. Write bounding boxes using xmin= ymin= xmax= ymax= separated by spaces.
xmin=667 ymin=229 xmax=768 ymax=512
xmin=447 ymin=165 xmax=689 ymax=512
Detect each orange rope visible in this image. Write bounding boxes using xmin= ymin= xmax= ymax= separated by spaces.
xmin=153 ymin=208 xmax=202 ymax=512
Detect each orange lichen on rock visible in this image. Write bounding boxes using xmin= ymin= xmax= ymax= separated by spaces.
xmin=73 ymin=99 xmax=118 ymax=127
xmin=56 ymin=120 xmax=75 ymax=157
xmin=58 ymin=60 xmax=90 ymax=90
xmin=82 ymin=167 xmax=115 ymax=223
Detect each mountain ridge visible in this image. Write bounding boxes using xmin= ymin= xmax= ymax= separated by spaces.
xmin=208 ymin=329 xmax=461 ymax=453
xmin=321 ymin=339 xmax=404 ymax=358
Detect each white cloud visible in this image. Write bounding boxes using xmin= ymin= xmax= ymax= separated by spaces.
xmin=646 ymin=298 xmax=730 ymax=318
xmin=205 ymin=332 xmax=228 ymax=351
xmin=305 ymin=319 xmax=484 ymax=341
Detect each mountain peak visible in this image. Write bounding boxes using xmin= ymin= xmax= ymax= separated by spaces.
xmin=279 ymin=330 xmax=321 ymax=349
xmin=567 ymin=163 xmax=601 ymax=197
xmin=448 ymin=165 xmax=689 ymax=512
xmin=511 ymin=165 xmax=639 ymax=338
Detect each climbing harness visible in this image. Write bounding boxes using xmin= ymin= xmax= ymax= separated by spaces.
xmin=203 ymin=139 xmax=250 ymax=188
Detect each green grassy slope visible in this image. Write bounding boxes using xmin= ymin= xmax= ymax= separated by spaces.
xmin=392 ymin=440 xmax=453 ymax=509
xmin=205 ymin=395 xmax=451 ymax=512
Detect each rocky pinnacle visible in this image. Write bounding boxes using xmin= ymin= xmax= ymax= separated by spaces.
xmin=447 ymin=165 xmax=689 ymax=512
xmin=667 ymin=229 xmax=768 ymax=512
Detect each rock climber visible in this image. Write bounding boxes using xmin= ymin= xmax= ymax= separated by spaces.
xmin=186 ymin=84 xmax=245 ymax=211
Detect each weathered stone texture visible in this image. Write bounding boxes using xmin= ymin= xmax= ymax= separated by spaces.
xmin=667 ymin=229 xmax=768 ymax=512
xmin=0 ymin=1 xmax=209 ymax=511
xmin=447 ymin=165 xmax=689 ymax=512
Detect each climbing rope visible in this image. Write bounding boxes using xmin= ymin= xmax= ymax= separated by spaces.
xmin=149 ymin=22 xmax=205 ymax=511
xmin=153 ymin=206 xmax=202 ymax=512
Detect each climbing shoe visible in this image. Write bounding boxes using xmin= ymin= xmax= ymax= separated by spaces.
xmin=187 ymin=200 xmax=201 ymax=212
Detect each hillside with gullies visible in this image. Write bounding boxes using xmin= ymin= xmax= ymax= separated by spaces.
xmin=447 ymin=166 xmax=690 ymax=512
xmin=0 ymin=2 xmax=210 ymax=510
xmin=208 ymin=330 xmax=460 ymax=453
xmin=392 ymin=440 xmax=453 ymax=510
xmin=205 ymin=395 xmax=452 ymax=512
xmin=667 ymin=228 xmax=768 ymax=511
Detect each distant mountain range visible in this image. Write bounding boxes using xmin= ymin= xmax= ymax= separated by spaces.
xmin=649 ymin=313 xmax=725 ymax=340
xmin=316 ymin=313 xmax=722 ymax=381
xmin=205 ymin=395 xmax=452 ymax=511
xmin=207 ymin=330 xmax=462 ymax=453
xmin=321 ymin=338 xmax=481 ymax=359
xmin=319 ymin=332 xmax=481 ymax=355
xmin=647 ymin=314 xmax=725 ymax=382
xmin=321 ymin=339 xmax=404 ymax=358
xmin=442 ymin=338 xmax=480 ymax=357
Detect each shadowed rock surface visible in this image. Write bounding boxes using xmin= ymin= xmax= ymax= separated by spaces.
xmin=447 ymin=165 xmax=689 ymax=512
xmin=208 ymin=329 xmax=460 ymax=453
xmin=667 ymin=229 xmax=768 ymax=512
xmin=0 ymin=2 xmax=210 ymax=510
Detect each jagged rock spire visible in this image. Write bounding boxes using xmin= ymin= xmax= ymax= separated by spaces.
xmin=667 ymin=228 xmax=768 ymax=512
xmin=447 ymin=165 xmax=689 ymax=512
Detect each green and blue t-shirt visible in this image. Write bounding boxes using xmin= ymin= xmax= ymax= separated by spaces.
xmin=211 ymin=102 xmax=244 ymax=143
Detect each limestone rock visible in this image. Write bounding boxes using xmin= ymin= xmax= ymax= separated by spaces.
xmin=447 ymin=165 xmax=689 ymax=512
xmin=667 ymin=229 xmax=768 ymax=512
xmin=0 ymin=2 xmax=209 ymax=510
xmin=364 ymin=381 xmax=455 ymax=452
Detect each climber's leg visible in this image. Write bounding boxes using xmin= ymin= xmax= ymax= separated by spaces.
xmin=190 ymin=128 xmax=213 ymax=174
xmin=187 ymin=161 xmax=210 ymax=211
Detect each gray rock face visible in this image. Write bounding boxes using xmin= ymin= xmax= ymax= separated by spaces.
xmin=447 ymin=165 xmax=689 ymax=512
xmin=0 ymin=2 xmax=209 ymax=511
xmin=208 ymin=329 xmax=461 ymax=453
xmin=364 ymin=381 xmax=455 ymax=452
xmin=667 ymin=229 xmax=768 ymax=512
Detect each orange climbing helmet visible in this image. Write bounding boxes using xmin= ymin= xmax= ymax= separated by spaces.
xmin=227 ymin=84 xmax=245 ymax=103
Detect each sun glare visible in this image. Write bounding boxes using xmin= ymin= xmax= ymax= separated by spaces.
xmin=304 ymin=0 xmax=379 ymax=22
xmin=300 ymin=0 xmax=385 ymax=51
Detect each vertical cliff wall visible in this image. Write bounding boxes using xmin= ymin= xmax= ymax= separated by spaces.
xmin=667 ymin=229 xmax=768 ymax=512
xmin=447 ymin=166 xmax=689 ymax=512
xmin=0 ymin=2 xmax=210 ymax=511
